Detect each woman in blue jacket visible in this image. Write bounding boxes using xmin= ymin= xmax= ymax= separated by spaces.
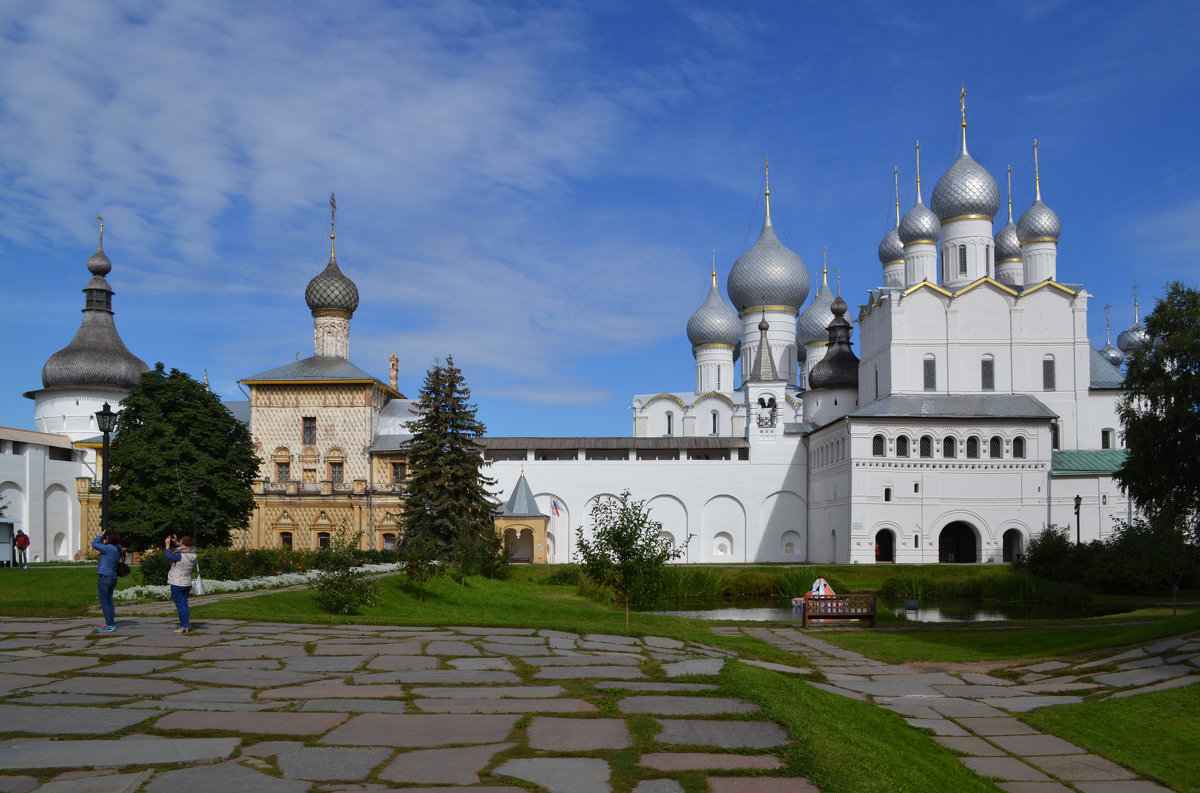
xmin=92 ymin=531 xmax=122 ymax=632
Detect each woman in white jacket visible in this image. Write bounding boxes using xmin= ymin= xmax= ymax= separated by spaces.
xmin=164 ymin=534 xmax=197 ymax=634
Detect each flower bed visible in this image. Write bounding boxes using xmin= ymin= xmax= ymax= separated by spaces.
xmin=115 ymin=562 xmax=404 ymax=601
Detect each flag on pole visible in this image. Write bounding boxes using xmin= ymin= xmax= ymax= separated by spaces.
xmin=552 ymin=500 xmax=561 ymax=517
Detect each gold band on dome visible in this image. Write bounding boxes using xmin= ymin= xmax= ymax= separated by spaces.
xmin=694 ymin=343 xmax=734 ymax=351
xmin=939 ymin=214 xmax=994 ymax=223
xmin=738 ymin=306 xmax=800 ymax=318
xmin=1019 ymin=237 xmax=1058 ymax=246
xmin=996 ymin=256 xmax=1022 ymax=263
xmin=903 ymin=239 xmax=937 ymax=246
xmin=883 ymin=258 xmax=904 ymax=265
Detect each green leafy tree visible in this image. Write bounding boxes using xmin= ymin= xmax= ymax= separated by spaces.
xmin=575 ymin=490 xmax=690 ymax=629
xmin=401 ymin=356 xmax=500 ymax=576
xmin=1116 ymin=282 xmax=1200 ymax=543
xmin=398 ymin=531 xmax=442 ymax=601
xmin=109 ymin=363 xmax=260 ymax=551
xmin=311 ymin=522 xmax=379 ymax=615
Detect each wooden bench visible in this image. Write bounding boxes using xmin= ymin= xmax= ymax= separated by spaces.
xmin=799 ymin=594 xmax=877 ymax=628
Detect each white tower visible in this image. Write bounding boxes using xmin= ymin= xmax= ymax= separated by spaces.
xmin=305 ymin=193 xmax=360 ymax=359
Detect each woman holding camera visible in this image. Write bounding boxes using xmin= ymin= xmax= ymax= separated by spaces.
xmin=92 ymin=531 xmax=123 ymax=633
xmin=164 ymin=534 xmax=197 ymax=634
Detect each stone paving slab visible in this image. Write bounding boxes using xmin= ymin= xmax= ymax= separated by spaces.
xmin=924 ymin=697 xmax=1007 ymax=718
xmin=448 ymin=656 xmax=514 ymax=670
xmin=633 ymin=780 xmax=685 ymax=793
xmin=638 ymin=752 xmax=782 ymax=771
xmin=494 ymin=757 xmax=610 ymax=793
xmin=1077 ymin=649 xmax=1146 ymax=670
xmin=708 ymin=778 xmax=820 ymax=792
xmin=1109 ymin=673 xmax=1199 ymax=698
xmin=0 ymin=736 xmax=240 ymax=769
xmin=15 ymin=693 xmax=131 ymax=706
xmin=995 ymin=783 xmax=1075 ymax=793
xmin=410 ymin=684 xmax=565 ymax=699
xmin=661 ymin=659 xmax=724 ymax=677
xmin=124 ymin=699 xmax=283 ymax=712
xmin=656 ymin=719 xmax=787 ymax=749
xmin=0 ymin=704 xmax=153 ymax=734
xmin=25 ymin=677 xmax=186 ymax=697
xmin=961 ymin=756 xmax=1052 ymax=782
xmin=481 ymin=642 xmax=554 ymax=656
xmin=905 ymin=717 xmax=969 ymax=736
xmin=1014 ymin=681 xmax=1102 ymax=694
xmin=595 ymin=680 xmax=717 ymax=692
xmin=960 ymin=672 xmax=1014 ymax=686
xmin=933 ymin=736 xmax=1008 ymax=756
xmin=741 ymin=659 xmax=809 ymax=675
xmin=617 ymin=695 xmax=759 ymax=716
xmin=1091 ymin=665 xmax=1192 ymax=688
xmin=378 ymin=743 xmax=513 ymax=784
xmin=313 ymin=642 xmax=424 ymax=655
xmin=534 ymin=665 xmax=646 ymax=680
xmin=414 ymin=697 xmax=595 ymax=713
xmin=984 ymin=695 xmax=1083 ymax=712
xmin=118 ymin=634 xmax=221 ymax=648
xmin=991 ymin=734 xmax=1086 ymax=756
xmin=363 ymin=655 xmax=439 ymax=671
xmin=355 ymin=670 xmax=519 ymax=685
xmin=807 ymin=681 xmax=868 ymax=700
xmin=1026 ymin=754 xmax=1139 ymax=781
xmin=275 ymin=746 xmax=393 ymax=780
xmin=523 ymin=654 xmax=641 ymax=667
xmin=1020 ymin=662 xmax=1070 ymax=673
xmin=954 ymin=717 xmax=1040 ymax=735
xmin=423 ymin=640 xmax=480 ymax=656
xmin=1117 ymin=657 xmax=1163 ymax=671
xmin=935 ymin=685 xmax=1026 ymax=698
xmin=143 ymin=761 xmax=309 ymax=793
xmin=0 ymin=673 xmax=52 ymax=694
xmin=259 ymin=681 xmax=407 ymax=700
xmin=321 ymin=713 xmax=520 ymax=747
xmin=27 ymin=770 xmax=151 ymax=793
xmin=1073 ymin=782 xmax=1176 ymax=792
xmin=154 ymin=710 xmax=347 ymax=735
xmin=297 ymin=698 xmax=411 ymax=713
xmin=283 ymin=655 xmax=371 ymax=672
xmin=0 ymin=656 xmax=98 ymax=676
xmin=89 ymin=645 xmax=181 ymax=657
xmin=85 ymin=660 xmax=179 ymax=676
xmin=528 ymin=716 xmax=631 ymax=751
xmin=157 ymin=667 xmax=323 ymax=688
xmin=182 ymin=644 xmax=307 ymax=660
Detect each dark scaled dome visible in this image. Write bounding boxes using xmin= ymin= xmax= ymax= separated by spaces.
xmin=808 ymin=294 xmax=858 ymax=390
xmin=931 ymin=150 xmax=1001 ymax=221
xmin=686 ymin=275 xmax=742 ymax=351
xmin=305 ymin=256 xmax=360 ymax=315
xmin=995 ymin=219 xmax=1021 ymax=263
xmin=1099 ymin=342 xmax=1124 ymax=367
xmin=898 ymin=196 xmax=940 ymax=245
xmin=877 ymin=227 xmax=904 ymax=266
xmin=727 ymin=216 xmax=809 ymax=313
xmin=796 ymin=269 xmax=835 ymax=347
xmin=1017 ymin=199 xmax=1062 ymax=243
xmin=1117 ymin=322 xmax=1149 ymax=353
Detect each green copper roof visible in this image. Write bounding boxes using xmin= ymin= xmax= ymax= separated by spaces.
xmin=1052 ymin=449 xmax=1128 ymax=475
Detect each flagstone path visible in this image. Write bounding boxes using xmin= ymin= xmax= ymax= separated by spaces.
xmin=714 ymin=625 xmax=1200 ymax=793
xmin=0 ymin=618 xmax=815 ymax=792
xmin=0 ymin=616 xmax=1195 ymax=792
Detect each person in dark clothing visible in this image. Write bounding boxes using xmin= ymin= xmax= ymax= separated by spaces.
xmin=92 ymin=531 xmax=123 ymax=632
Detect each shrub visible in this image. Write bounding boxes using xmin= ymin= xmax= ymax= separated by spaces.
xmin=541 ymin=564 xmax=583 ymax=586
xmin=139 ymin=550 xmax=170 ymax=585
xmin=310 ymin=525 xmax=379 ymax=615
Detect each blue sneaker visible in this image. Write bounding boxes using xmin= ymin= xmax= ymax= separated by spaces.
xmin=96 ymin=625 xmax=116 ymax=633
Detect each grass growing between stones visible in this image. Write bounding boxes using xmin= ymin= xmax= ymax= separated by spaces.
xmin=718 ymin=661 xmax=1001 ymax=793
xmin=1021 ymin=684 xmax=1200 ymax=793
xmin=812 ymin=607 xmax=1200 ymax=663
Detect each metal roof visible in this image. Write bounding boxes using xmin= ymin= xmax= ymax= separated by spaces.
xmin=851 ymin=393 xmax=1057 ymax=420
xmin=1052 ymin=449 xmax=1128 ymax=475
xmin=0 ymin=426 xmax=74 ymax=449
xmin=482 ymin=436 xmax=750 ymax=450
xmin=1089 ymin=346 xmax=1125 ymax=389
xmin=241 ymin=356 xmax=397 ymax=395
xmin=371 ymin=434 xmax=414 ymax=453
xmin=224 ymin=400 xmax=250 ymax=427
xmin=498 ymin=473 xmax=546 ymax=518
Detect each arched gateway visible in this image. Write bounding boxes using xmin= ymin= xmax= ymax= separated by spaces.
xmin=938 ymin=521 xmax=978 ymax=563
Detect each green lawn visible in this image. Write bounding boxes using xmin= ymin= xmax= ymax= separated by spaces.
xmin=0 ymin=566 xmax=147 ymax=617
xmin=1022 ymin=684 xmax=1200 ymax=793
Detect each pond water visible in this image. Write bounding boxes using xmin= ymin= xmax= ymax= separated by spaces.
xmin=648 ymin=597 xmax=1117 ymax=623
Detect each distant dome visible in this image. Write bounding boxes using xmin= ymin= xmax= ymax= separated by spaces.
xmin=931 ymin=150 xmax=1001 ymax=221
xmin=898 ymin=197 xmax=940 ymax=245
xmin=727 ymin=216 xmax=809 ymax=313
xmin=305 ymin=256 xmax=360 ymax=315
xmin=1099 ymin=342 xmax=1124 ymax=367
xmin=1117 ymin=322 xmax=1149 ymax=353
xmin=87 ymin=246 xmax=111 ymax=276
xmin=808 ymin=295 xmax=858 ymax=390
xmin=994 ymin=219 xmax=1021 ymax=263
xmin=1017 ymin=199 xmax=1062 ymax=244
xmin=877 ymin=227 xmax=904 ymax=266
xmin=686 ymin=278 xmax=741 ymax=350
xmin=796 ymin=271 xmax=835 ymax=347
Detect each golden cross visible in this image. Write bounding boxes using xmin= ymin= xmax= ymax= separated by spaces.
xmin=959 ymin=83 xmax=966 ymax=126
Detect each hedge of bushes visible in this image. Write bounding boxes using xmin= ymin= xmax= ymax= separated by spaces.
xmin=140 ymin=546 xmax=403 ymax=586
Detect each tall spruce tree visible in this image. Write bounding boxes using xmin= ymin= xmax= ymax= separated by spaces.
xmin=401 ymin=356 xmax=500 ymax=575
xmin=109 ymin=363 xmax=260 ymax=551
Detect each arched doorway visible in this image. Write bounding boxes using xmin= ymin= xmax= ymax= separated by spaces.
xmin=875 ymin=530 xmax=895 ymax=563
xmin=506 ymin=528 xmax=535 ymax=563
xmin=938 ymin=521 xmax=977 ymax=563
xmin=1002 ymin=529 xmax=1024 ymax=562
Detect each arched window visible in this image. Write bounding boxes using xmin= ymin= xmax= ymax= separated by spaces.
xmin=923 ymin=355 xmax=936 ymax=391
xmin=966 ymin=436 xmax=980 ymax=458
xmin=990 ymin=436 xmax=1003 ymax=458
xmin=665 ymin=411 xmax=674 ymax=436
xmin=872 ymin=434 xmax=885 ymax=457
xmin=1043 ymin=355 xmax=1056 ymax=391
xmin=943 ymin=437 xmax=957 ymax=458
xmin=920 ymin=435 xmax=933 ymax=458
xmin=981 ymin=355 xmax=995 ymax=391
xmin=711 ymin=411 xmax=719 ymax=435
xmin=1013 ymin=436 xmax=1026 ymax=459
xmin=958 ymin=245 xmax=967 ymax=276
xmin=897 ymin=436 xmax=910 ymax=457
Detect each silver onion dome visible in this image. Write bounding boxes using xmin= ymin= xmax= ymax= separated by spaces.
xmin=1099 ymin=342 xmax=1124 ymax=367
xmin=877 ymin=227 xmax=904 ymax=266
xmin=1117 ymin=322 xmax=1149 ymax=353
xmin=305 ymin=256 xmax=360 ymax=315
xmin=808 ymin=295 xmax=858 ymax=390
xmin=796 ymin=270 xmax=835 ymax=347
xmin=898 ymin=197 xmax=940 ymax=245
xmin=1017 ymin=199 xmax=1062 ymax=243
xmin=994 ymin=219 xmax=1021 ymax=263
xmin=931 ymin=150 xmax=1001 ymax=222
xmin=727 ymin=216 xmax=809 ymax=313
xmin=41 ymin=237 xmax=148 ymax=392
xmin=686 ymin=276 xmax=742 ymax=351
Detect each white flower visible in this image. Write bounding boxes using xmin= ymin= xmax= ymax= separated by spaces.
xmin=114 ymin=562 xmax=404 ymax=602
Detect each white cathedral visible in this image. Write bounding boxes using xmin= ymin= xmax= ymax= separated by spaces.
xmin=4 ymin=100 xmax=1147 ymax=566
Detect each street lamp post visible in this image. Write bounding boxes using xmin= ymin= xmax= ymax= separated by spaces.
xmin=94 ymin=402 xmax=118 ymax=540
xmin=190 ymin=478 xmax=199 ymax=546
xmin=1080 ymin=494 xmax=1089 ymax=544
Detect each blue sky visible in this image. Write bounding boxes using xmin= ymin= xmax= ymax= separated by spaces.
xmin=2 ymin=0 xmax=1197 ymax=437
